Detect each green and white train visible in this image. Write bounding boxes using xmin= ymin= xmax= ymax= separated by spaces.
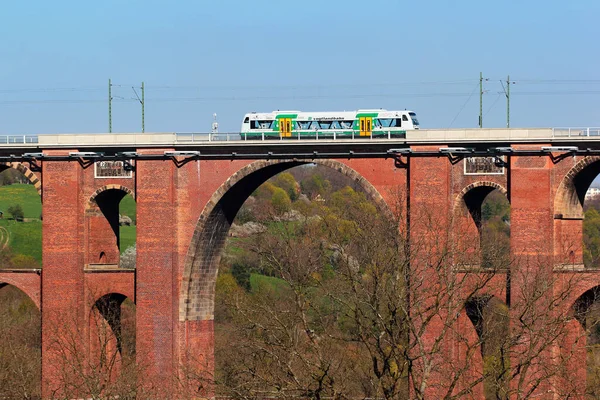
xmin=240 ymin=109 xmax=419 ymax=139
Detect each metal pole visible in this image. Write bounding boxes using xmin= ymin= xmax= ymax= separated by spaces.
xmin=108 ymin=78 xmax=112 ymax=133
xmin=479 ymin=72 xmax=483 ymax=128
xmin=141 ymin=81 xmax=145 ymax=133
xmin=507 ymin=75 xmax=510 ymax=128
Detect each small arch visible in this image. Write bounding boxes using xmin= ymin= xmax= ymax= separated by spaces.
xmin=554 ymin=157 xmax=600 ymax=268
xmin=453 ymin=182 xmax=510 ymax=269
xmin=180 ymin=159 xmax=393 ymax=322
xmin=0 ymin=277 xmax=40 ymax=309
xmin=453 ymin=181 xmax=509 ymax=221
xmin=87 ymin=184 xmax=135 ymax=212
xmin=84 ymin=185 xmax=136 ymax=267
xmin=554 ymin=156 xmax=600 ymax=220
xmin=0 ymin=162 xmax=42 ymax=196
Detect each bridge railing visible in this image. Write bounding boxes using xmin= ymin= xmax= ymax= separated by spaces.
xmin=552 ymin=127 xmax=600 ymax=138
xmin=3 ymin=128 xmax=600 ymax=148
xmin=0 ymin=135 xmax=39 ymax=144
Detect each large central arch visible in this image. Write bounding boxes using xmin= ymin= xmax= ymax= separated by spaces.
xmin=179 ymin=159 xmax=392 ymax=322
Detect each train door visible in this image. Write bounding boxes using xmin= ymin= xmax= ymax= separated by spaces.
xmin=359 ymin=116 xmax=372 ymax=137
xmin=280 ymin=118 xmax=292 ymax=138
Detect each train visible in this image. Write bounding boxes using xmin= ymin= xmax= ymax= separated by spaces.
xmin=240 ymin=109 xmax=419 ymax=139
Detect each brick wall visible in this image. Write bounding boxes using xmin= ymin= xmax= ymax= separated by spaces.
xmin=13 ymin=146 xmax=600 ymax=398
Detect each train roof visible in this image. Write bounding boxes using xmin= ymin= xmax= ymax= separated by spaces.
xmin=244 ymin=110 xmax=416 ymax=120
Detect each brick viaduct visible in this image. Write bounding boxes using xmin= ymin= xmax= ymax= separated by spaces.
xmin=1 ymin=129 xmax=600 ymax=398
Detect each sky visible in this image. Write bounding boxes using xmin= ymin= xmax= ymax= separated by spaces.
xmin=0 ymin=0 xmax=599 ymax=134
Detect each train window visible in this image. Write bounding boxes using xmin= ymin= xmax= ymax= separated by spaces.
xmin=318 ymin=121 xmax=333 ymax=129
xmin=296 ymin=121 xmax=311 ymax=130
xmin=402 ymin=115 xmax=409 ymax=121
xmin=377 ymin=118 xmax=393 ymax=127
xmin=393 ymin=118 xmax=402 ymax=127
xmin=243 ymin=117 xmax=249 ymax=123
xmin=340 ymin=121 xmax=353 ymax=129
xmin=330 ymin=121 xmax=341 ymax=129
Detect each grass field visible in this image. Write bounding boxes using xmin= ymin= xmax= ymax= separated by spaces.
xmin=0 ymin=219 xmax=42 ymax=265
xmin=0 ymin=184 xmax=136 ymax=265
xmin=0 ymin=184 xmax=41 ymax=220
xmin=120 ymin=226 xmax=136 ymax=252
xmin=120 ymin=195 xmax=136 ymax=223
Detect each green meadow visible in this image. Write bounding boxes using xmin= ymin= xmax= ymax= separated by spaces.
xmin=0 ymin=184 xmax=137 ymax=266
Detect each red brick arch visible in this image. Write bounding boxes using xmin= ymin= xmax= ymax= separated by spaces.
xmin=0 ymin=162 xmax=42 ymax=196
xmin=453 ymin=181 xmax=509 ymax=216
xmin=86 ymin=184 xmax=135 ymax=212
xmin=555 ymin=156 xmax=600 ymax=220
xmin=179 ymin=159 xmax=392 ymax=322
xmin=0 ymin=274 xmax=41 ymax=309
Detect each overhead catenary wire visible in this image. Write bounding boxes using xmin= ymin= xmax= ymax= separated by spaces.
xmin=483 ymin=93 xmax=503 ymax=118
xmin=448 ymin=82 xmax=480 ymax=128
xmin=2 ymin=90 xmax=600 ymax=106
xmin=2 ymin=78 xmax=600 ymax=95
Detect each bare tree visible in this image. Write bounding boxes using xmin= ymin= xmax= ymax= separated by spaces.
xmin=213 ymin=186 xmax=590 ymax=399
xmin=44 ymin=291 xmax=147 ymax=399
xmin=0 ymin=285 xmax=41 ymax=399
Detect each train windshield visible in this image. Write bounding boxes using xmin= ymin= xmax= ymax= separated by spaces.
xmin=409 ymin=112 xmax=419 ymax=126
xmin=250 ymin=120 xmax=273 ymax=129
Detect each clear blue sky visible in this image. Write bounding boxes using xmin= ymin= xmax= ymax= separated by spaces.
xmin=1 ymin=0 xmax=599 ymax=134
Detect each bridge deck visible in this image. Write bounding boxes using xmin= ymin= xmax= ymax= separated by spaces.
xmin=0 ymin=127 xmax=599 ymax=149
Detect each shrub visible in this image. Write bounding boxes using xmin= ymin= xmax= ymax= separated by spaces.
xmin=231 ymin=262 xmax=251 ymax=291
xmin=120 ymin=245 xmax=136 ymax=269
xmin=271 ymin=188 xmax=291 ymax=215
xmin=7 ymin=204 xmax=24 ymax=221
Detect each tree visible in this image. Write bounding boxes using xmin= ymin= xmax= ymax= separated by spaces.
xmin=0 ymin=285 xmax=40 ymax=399
xmin=44 ymin=291 xmax=150 ymax=399
xmin=585 ymin=208 xmax=600 ymax=267
xmin=271 ymin=187 xmax=291 ymax=215
xmin=214 ymin=186 xmax=587 ymax=399
xmin=273 ymin=172 xmax=300 ymax=201
xmin=8 ymin=204 xmax=24 ymax=221
xmin=300 ymin=173 xmax=331 ymax=200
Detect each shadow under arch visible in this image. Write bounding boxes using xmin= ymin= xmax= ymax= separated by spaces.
xmin=571 ymin=285 xmax=600 ymax=397
xmin=454 ymin=181 xmax=509 ymax=229
xmin=91 ymin=293 xmax=134 ymax=357
xmin=85 ymin=185 xmax=136 ymax=266
xmin=88 ymin=292 xmax=136 ymax=388
xmin=453 ymin=181 xmax=510 ymax=269
xmin=465 ymin=295 xmax=510 ymax=400
xmin=180 ymin=159 xmax=393 ymax=322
